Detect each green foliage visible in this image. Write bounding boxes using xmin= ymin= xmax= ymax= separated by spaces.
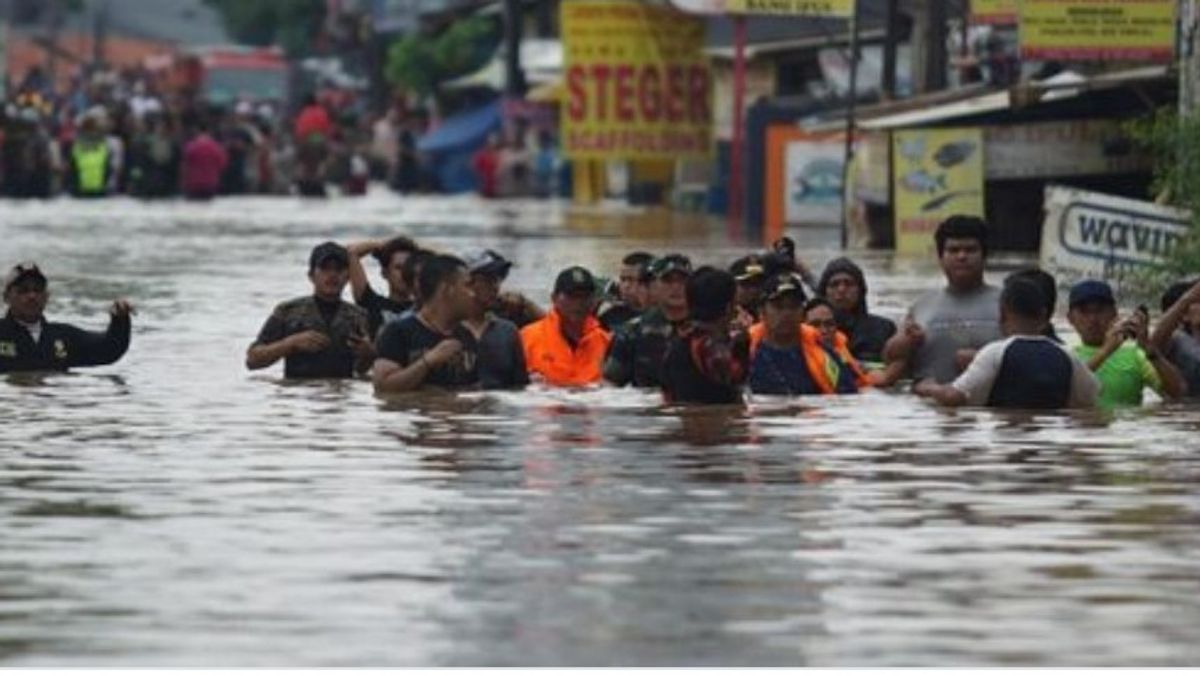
xmin=384 ymin=16 xmax=500 ymax=98
xmin=1126 ymin=109 xmax=1200 ymax=286
xmin=384 ymin=36 xmax=440 ymax=98
xmin=202 ymin=0 xmax=326 ymax=57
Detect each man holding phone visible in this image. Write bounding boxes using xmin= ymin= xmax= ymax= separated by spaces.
xmin=1067 ymin=280 xmax=1186 ymax=408
xmin=246 ymin=242 xmax=374 ymax=379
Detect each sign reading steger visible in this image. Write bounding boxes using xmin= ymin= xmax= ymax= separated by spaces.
xmin=562 ymin=1 xmax=712 ymax=161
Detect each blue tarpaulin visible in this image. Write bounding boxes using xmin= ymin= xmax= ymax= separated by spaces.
xmin=417 ymin=100 xmax=502 ymax=193
xmin=417 ymin=100 xmax=502 ymax=154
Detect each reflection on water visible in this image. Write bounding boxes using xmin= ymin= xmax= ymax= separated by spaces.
xmin=1 ymin=194 xmax=1199 ymax=666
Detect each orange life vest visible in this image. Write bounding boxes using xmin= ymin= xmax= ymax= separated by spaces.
xmin=748 ymin=322 xmax=871 ymax=393
xmin=520 ymin=309 xmax=611 ymax=387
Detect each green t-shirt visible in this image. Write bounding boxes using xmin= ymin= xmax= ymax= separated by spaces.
xmin=1073 ymin=343 xmax=1162 ymax=408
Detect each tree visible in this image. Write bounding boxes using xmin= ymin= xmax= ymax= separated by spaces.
xmin=384 ymin=15 xmax=499 ymax=99
xmin=202 ymin=0 xmax=326 ymax=57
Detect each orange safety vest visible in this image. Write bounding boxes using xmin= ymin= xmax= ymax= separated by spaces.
xmin=520 ymin=309 xmax=612 ymax=387
xmin=748 ymin=322 xmax=871 ymax=393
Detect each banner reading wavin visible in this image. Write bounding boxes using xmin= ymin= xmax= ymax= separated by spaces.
xmin=562 ymin=1 xmax=712 ymax=161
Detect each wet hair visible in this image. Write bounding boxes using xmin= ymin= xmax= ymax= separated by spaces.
xmin=417 ymin=254 xmax=466 ymax=302
xmin=623 ymin=251 xmax=655 ymax=283
xmin=374 ymin=236 xmax=419 ymax=270
xmin=1001 ymin=277 xmax=1050 ymax=322
xmin=1161 ymin=279 xmax=1199 ymax=313
xmin=401 ymin=249 xmax=434 ymax=291
xmin=804 ymin=297 xmax=835 ymax=315
xmin=1006 ymin=268 xmax=1057 ymax=319
xmin=686 ymin=266 xmax=736 ymax=323
xmin=935 ymin=215 xmax=989 ymax=258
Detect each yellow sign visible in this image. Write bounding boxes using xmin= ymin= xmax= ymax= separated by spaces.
xmin=725 ymin=0 xmax=854 ymax=17
xmin=562 ymin=1 xmax=712 ymax=161
xmin=971 ymin=0 xmax=1018 ymax=25
xmin=1020 ymin=0 xmax=1177 ymax=62
xmin=893 ymin=129 xmax=986 ymax=256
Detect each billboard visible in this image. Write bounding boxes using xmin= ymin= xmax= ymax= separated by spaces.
xmin=562 ymin=1 xmax=712 ymax=160
xmin=1020 ymin=0 xmax=1177 ymax=62
xmin=1039 ymin=186 xmax=1192 ymax=281
xmin=893 ymin=128 xmax=986 ymax=256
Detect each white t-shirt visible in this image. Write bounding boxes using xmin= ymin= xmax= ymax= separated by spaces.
xmin=17 ymin=319 xmax=43 ymax=344
xmin=952 ymin=335 xmax=1100 ymax=409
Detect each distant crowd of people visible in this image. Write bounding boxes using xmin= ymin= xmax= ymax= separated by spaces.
xmin=5 ymin=215 xmax=1199 ymax=412
xmin=1 ymin=64 xmax=563 ymax=201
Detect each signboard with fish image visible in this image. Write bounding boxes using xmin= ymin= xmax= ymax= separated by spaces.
xmin=784 ymin=137 xmax=847 ymax=226
xmin=892 ymin=128 xmax=986 ymax=255
xmin=1039 ymin=185 xmax=1192 ymax=283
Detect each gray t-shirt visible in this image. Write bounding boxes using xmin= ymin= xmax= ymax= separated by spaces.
xmin=1167 ymin=330 xmax=1200 ymax=397
xmin=908 ymin=284 xmax=1003 ymax=384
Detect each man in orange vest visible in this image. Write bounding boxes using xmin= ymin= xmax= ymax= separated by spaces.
xmin=747 ymin=272 xmax=862 ymax=396
xmin=521 ymin=266 xmax=611 ymax=387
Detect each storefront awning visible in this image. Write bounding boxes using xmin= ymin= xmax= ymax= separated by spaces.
xmin=825 ymin=65 xmax=1171 ymax=133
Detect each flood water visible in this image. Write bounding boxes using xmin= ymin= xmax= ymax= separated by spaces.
xmin=1 ymin=193 xmax=1199 ymax=666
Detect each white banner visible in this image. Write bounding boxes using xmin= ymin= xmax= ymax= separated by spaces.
xmin=1039 ymin=185 xmax=1192 ymax=281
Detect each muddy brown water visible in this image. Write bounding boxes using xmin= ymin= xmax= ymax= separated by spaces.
xmin=1 ymin=194 xmax=1198 ymax=665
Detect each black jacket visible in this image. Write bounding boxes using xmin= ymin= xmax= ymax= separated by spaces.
xmin=0 ymin=312 xmax=131 ymax=373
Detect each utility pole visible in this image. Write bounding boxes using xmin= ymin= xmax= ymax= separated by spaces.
xmin=882 ymin=0 xmax=899 ymax=99
xmin=536 ymin=0 xmax=554 ymax=39
xmin=503 ymin=0 xmax=526 ymax=98
xmin=1182 ymin=0 xmax=1198 ymax=116
xmin=912 ymin=0 xmax=947 ymax=93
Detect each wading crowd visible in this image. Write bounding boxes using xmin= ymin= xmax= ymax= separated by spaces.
xmin=4 ymin=215 xmax=1200 ymax=411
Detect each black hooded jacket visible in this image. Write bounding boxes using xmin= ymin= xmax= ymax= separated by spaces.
xmin=817 ymin=258 xmax=897 ymax=364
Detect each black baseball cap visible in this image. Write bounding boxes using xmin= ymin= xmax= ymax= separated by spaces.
xmin=1068 ymin=280 xmax=1116 ymax=309
xmin=4 ymin=262 xmax=47 ymax=292
xmin=466 ymin=249 xmax=514 ymax=280
xmin=730 ymin=255 xmax=767 ymax=283
xmin=554 ymin=266 xmax=598 ymax=296
xmin=309 ymin=241 xmax=349 ymax=270
xmin=763 ymin=272 xmax=808 ymax=303
xmin=649 ymin=254 xmax=693 ymax=280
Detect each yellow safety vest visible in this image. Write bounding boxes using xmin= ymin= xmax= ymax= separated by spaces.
xmin=72 ymin=141 xmax=109 ymax=194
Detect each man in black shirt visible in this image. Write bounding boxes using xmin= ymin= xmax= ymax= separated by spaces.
xmin=464 ymin=251 xmax=529 ymax=390
xmin=374 ymin=254 xmax=480 ymax=392
xmin=246 ymin=242 xmax=374 ymax=379
xmin=347 ymin=236 xmax=419 ymax=338
xmin=0 ymin=262 xmax=133 ymax=373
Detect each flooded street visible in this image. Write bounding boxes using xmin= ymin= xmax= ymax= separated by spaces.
xmin=1 ymin=193 xmax=1199 ymax=666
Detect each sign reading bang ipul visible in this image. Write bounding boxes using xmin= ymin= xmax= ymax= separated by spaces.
xmin=562 ymin=1 xmax=712 ymax=161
